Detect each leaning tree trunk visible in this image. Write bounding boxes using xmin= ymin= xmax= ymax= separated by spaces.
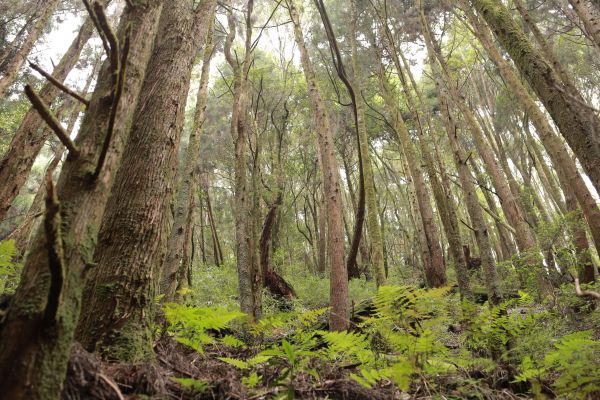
xmin=0 ymin=2 xmax=164 ymax=398
xmin=161 ymin=16 xmax=216 ymax=300
xmin=76 ymin=0 xmax=216 ymax=361
xmin=424 ymin=14 xmax=538 ymax=262
xmin=0 ymin=5 xmax=109 ymax=221
xmin=471 ymin=0 xmax=600 ymax=195
xmin=0 ymin=0 xmax=60 ymax=98
xmin=377 ymin=65 xmax=447 ymax=288
xmin=287 ymin=0 xmax=348 ymax=330
xmin=568 ymin=0 xmax=600 ymax=50
xmin=460 ymin=1 xmax=600 ymax=256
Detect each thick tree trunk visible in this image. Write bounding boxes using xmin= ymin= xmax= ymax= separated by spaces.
xmin=288 ymin=0 xmax=348 ymax=330
xmin=0 ymin=7 xmax=109 ymax=221
xmin=0 ymin=2 xmax=164 ymax=398
xmin=76 ymin=0 xmax=215 ymax=360
xmin=471 ymin=0 xmax=600 ymax=195
xmin=161 ymin=17 xmax=216 ymax=300
xmin=0 ymin=0 xmax=60 ymax=98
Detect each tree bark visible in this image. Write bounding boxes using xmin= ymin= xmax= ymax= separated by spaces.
xmin=471 ymin=0 xmax=600 ymax=195
xmin=287 ymin=0 xmax=348 ymax=330
xmin=0 ymin=0 xmax=60 ymax=98
xmin=76 ymin=0 xmax=215 ymax=360
xmin=161 ymin=16 xmax=216 ymax=300
xmin=460 ymin=1 xmax=600 ymax=255
xmin=0 ymin=2 xmax=164 ymax=398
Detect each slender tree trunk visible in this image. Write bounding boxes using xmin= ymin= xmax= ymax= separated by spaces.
xmin=471 ymin=0 xmax=600 ymax=195
xmin=377 ymin=65 xmax=447 ymax=288
xmin=349 ymin=3 xmax=385 ymax=286
xmin=460 ymin=1 xmax=600 ymax=255
xmin=76 ymin=0 xmax=215 ymax=360
xmin=568 ymin=0 xmax=600 ymax=50
xmin=0 ymin=0 xmax=60 ymax=98
xmin=223 ymin=1 xmax=262 ymax=320
xmin=161 ymin=17 xmax=216 ymax=300
xmin=420 ymin=0 xmax=502 ymax=302
xmin=287 ymin=0 xmax=348 ymax=330
xmin=378 ymin=25 xmax=469 ymax=295
xmin=0 ymin=6 xmax=110 ymax=221
xmin=424 ymin=13 xmax=537 ymax=259
xmin=0 ymin=2 xmax=164 ymax=398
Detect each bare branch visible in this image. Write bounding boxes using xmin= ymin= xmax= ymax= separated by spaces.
xmin=575 ymin=278 xmax=600 ymax=301
xmin=24 ymin=85 xmax=79 ymax=158
xmin=28 ymin=61 xmax=90 ymax=107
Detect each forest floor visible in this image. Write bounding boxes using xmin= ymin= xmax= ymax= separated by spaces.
xmin=62 ymin=336 xmax=402 ymax=400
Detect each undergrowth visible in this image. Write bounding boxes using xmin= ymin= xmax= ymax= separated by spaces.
xmin=164 ymin=283 xmax=600 ymax=399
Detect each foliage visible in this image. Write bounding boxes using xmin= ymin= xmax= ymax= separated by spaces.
xmin=163 ymin=302 xmax=245 ymax=354
xmin=166 ymin=283 xmax=600 ymax=398
xmin=0 ymin=240 xmax=21 ymax=295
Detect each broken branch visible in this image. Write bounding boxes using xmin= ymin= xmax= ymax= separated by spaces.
xmin=28 ymin=61 xmax=90 ymax=107
xmin=24 ymin=85 xmax=79 ymax=158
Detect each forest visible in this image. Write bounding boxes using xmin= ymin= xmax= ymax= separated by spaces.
xmin=1 ymin=0 xmax=600 ymax=398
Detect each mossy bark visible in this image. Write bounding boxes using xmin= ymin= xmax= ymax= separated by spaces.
xmin=471 ymin=0 xmax=600 ymax=196
xmin=0 ymin=2 xmax=164 ymax=398
xmin=76 ymin=0 xmax=215 ymax=359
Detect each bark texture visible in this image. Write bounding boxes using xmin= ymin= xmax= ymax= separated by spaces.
xmin=471 ymin=0 xmax=600 ymax=195
xmin=160 ymin=10 xmax=216 ymax=301
xmin=288 ymin=0 xmax=349 ymax=330
xmin=76 ymin=0 xmax=215 ymax=360
xmin=0 ymin=2 xmax=164 ymax=398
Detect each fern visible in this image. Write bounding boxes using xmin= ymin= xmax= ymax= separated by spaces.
xmin=164 ymin=303 xmax=245 ymax=354
xmin=172 ymin=377 xmax=209 ymax=393
xmin=317 ymin=330 xmax=374 ymax=365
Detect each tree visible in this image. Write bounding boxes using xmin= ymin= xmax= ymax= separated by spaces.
xmin=287 ymin=0 xmax=349 ymax=330
xmin=0 ymin=1 xmax=165 ymax=398
xmin=76 ymin=0 xmax=216 ymax=360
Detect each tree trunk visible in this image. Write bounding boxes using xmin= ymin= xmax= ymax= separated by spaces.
xmin=76 ymin=0 xmax=214 ymax=360
xmin=161 ymin=17 xmax=216 ymax=300
xmin=0 ymin=0 xmax=60 ymax=98
xmin=471 ymin=0 xmax=600 ymax=195
xmin=377 ymin=65 xmax=447 ymax=288
xmin=460 ymin=1 xmax=600 ymax=255
xmin=350 ymin=3 xmax=385 ymax=286
xmin=568 ymin=0 xmax=600 ymax=50
xmin=0 ymin=6 xmax=109 ymax=221
xmin=0 ymin=2 xmax=164 ymax=398
xmin=287 ymin=0 xmax=348 ymax=330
